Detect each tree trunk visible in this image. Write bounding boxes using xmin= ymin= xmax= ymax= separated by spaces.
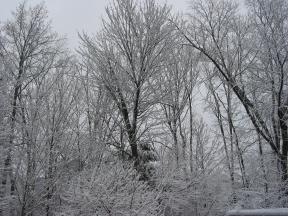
xmin=46 ymin=136 xmax=55 ymax=216
xmin=279 ymin=106 xmax=288 ymax=186
xmin=172 ymin=118 xmax=180 ymax=169
xmin=188 ymin=95 xmax=194 ymax=174
xmin=0 ymin=65 xmax=23 ymax=215
xmin=258 ymin=134 xmax=268 ymax=194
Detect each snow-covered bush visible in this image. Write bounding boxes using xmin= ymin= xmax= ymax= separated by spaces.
xmin=57 ymin=162 xmax=162 ymax=216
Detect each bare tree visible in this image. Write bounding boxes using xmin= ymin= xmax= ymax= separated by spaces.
xmin=247 ymin=0 xmax=288 ymax=184
xmin=80 ymin=0 xmax=175 ymax=172
xmin=159 ymin=44 xmax=199 ymax=174
xmin=0 ymin=2 xmax=70 ymax=215
xmin=179 ymin=0 xmax=288 ymax=188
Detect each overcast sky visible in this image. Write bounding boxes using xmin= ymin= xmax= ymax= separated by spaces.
xmin=0 ymin=0 xmax=189 ymax=47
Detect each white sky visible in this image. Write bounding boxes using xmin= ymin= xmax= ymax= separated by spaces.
xmin=0 ymin=0 xmax=189 ymax=47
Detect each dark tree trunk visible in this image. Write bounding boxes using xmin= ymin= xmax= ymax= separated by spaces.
xmin=279 ymin=105 xmax=288 ymax=192
xmin=0 ymin=63 xmax=23 ymax=215
xmin=279 ymin=113 xmax=288 ymax=181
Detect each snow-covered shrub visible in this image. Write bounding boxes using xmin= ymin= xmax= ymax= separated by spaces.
xmin=57 ymin=162 xmax=162 ymax=216
xmin=152 ymin=165 xmax=231 ymax=216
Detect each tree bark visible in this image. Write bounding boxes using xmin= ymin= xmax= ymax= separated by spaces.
xmin=278 ymin=106 xmax=288 ymax=184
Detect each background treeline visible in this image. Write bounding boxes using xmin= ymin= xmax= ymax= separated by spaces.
xmin=1 ymin=0 xmax=288 ymax=215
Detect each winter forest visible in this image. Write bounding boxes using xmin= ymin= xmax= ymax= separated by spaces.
xmin=1 ymin=0 xmax=288 ymax=215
